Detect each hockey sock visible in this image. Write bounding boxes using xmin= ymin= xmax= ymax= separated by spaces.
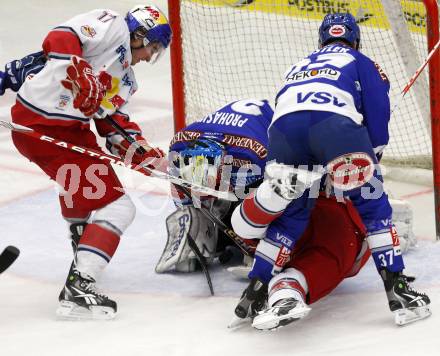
xmin=268 ymin=269 xmax=308 ymax=307
xmin=248 ymin=239 xmax=293 ymax=284
xmin=367 ymin=225 xmax=405 ymax=273
xmin=231 ymin=180 xmax=286 ymax=239
xmin=76 ymin=223 xmax=120 ymax=280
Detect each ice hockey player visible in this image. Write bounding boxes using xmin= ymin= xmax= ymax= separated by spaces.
xmin=231 ymin=13 xmax=431 ymax=329
xmin=229 ymin=193 xmax=367 ymax=329
xmin=155 ymin=99 xmax=274 ymax=273
xmin=0 ymin=51 xmax=46 ymax=96
xmin=8 ymin=4 xmax=171 ymax=319
xmin=155 ymin=96 xmax=416 ymax=316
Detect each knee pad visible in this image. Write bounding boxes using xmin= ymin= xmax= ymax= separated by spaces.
xmin=92 ymin=194 xmax=136 ymax=235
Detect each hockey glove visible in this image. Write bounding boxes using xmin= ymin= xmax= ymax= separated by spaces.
xmin=0 ymin=50 xmax=47 ymax=95
xmin=61 ymin=56 xmax=112 ymax=117
xmin=106 ymin=133 xmax=166 ymax=169
xmin=0 ymin=71 xmax=6 ymax=96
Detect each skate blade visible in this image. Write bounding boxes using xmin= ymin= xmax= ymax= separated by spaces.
xmin=394 ymin=305 xmax=431 ymax=326
xmin=56 ymin=301 xmax=116 ymax=321
xmin=227 ymin=315 xmax=252 ymax=330
xmin=252 ymin=304 xmax=311 ymax=331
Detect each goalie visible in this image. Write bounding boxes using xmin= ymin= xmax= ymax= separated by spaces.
xmin=155 ymin=99 xmax=417 ymax=281
xmin=156 ymin=99 xmax=274 ymax=273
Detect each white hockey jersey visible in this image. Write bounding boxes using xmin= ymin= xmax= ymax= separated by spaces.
xmin=14 ymin=9 xmax=138 ymax=127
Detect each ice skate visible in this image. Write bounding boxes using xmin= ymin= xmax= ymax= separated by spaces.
xmin=56 ymin=269 xmax=117 ymax=320
xmin=252 ymin=297 xmax=311 ymax=331
xmin=228 ymin=277 xmax=267 ymax=329
xmin=381 ymin=270 xmax=431 ymax=326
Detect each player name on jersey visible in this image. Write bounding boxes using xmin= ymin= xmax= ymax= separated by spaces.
xmin=200 ymin=111 xmax=248 ymax=127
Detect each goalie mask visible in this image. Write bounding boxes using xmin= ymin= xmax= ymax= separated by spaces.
xmin=177 ymin=138 xmax=227 ymax=190
xmin=318 ymin=13 xmax=361 ymax=50
xmin=125 ymin=4 xmax=172 ymax=63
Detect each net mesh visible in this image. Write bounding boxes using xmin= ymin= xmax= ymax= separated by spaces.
xmin=178 ymin=0 xmax=432 ymax=168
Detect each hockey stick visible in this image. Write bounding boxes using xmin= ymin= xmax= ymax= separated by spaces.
xmin=102 ymin=115 xmax=254 ymax=256
xmin=0 ymin=120 xmax=237 ymax=201
xmin=0 ymin=246 xmax=20 ymax=274
xmin=391 ymin=37 xmax=440 ymax=114
xmin=186 ymin=234 xmax=214 ymax=295
xmin=103 ymin=115 xmax=150 ymax=156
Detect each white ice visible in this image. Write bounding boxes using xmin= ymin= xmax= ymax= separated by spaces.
xmin=0 ymin=1 xmax=439 ymax=356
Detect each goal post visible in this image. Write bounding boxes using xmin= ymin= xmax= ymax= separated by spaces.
xmin=424 ymin=0 xmax=440 ymax=240
xmin=168 ymin=0 xmax=440 ymax=238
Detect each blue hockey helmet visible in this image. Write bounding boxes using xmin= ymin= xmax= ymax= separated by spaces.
xmin=318 ymin=13 xmax=361 ymax=50
xmin=125 ymin=4 xmax=172 ymax=51
xmin=178 ymin=138 xmax=227 ymax=189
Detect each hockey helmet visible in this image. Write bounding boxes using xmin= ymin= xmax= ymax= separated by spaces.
xmin=125 ymin=4 xmax=172 ymax=61
xmin=178 ymin=138 xmax=227 ymax=189
xmin=318 ymin=13 xmax=361 ymax=50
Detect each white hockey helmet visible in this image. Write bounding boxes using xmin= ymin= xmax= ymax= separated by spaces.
xmin=125 ymin=4 xmax=172 ymax=62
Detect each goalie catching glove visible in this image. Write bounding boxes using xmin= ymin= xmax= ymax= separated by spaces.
xmin=61 ymin=56 xmax=112 ymax=117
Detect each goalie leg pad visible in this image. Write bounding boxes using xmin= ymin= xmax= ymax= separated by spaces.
xmin=156 ymin=206 xmax=217 ymax=273
xmin=389 ymin=198 xmax=416 ymax=253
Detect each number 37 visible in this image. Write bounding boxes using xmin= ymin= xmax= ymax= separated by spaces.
xmin=378 ymin=250 xmax=394 ymax=267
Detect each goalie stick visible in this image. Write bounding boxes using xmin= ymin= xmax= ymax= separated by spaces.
xmin=0 ymin=120 xmax=238 ymax=202
xmin=0 ymin=246 xmax=20 ymax=274
xmin=186 ymin=234 xmax=214 ymax=296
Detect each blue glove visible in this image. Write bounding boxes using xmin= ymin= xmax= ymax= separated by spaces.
xmin=0 ymin=51 xmax=46 ymax=95
xmin=0 ymin=71 xmax=6 ymax=95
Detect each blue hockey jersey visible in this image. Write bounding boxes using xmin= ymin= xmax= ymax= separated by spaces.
xmin=274 ymin=44 xmax=391 ymax=158
xmin=169 ymin=99 xmax=273 ymax=188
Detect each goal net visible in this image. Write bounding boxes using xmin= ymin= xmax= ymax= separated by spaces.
xmin=170 ymin=0 xmax=439 ymax=169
